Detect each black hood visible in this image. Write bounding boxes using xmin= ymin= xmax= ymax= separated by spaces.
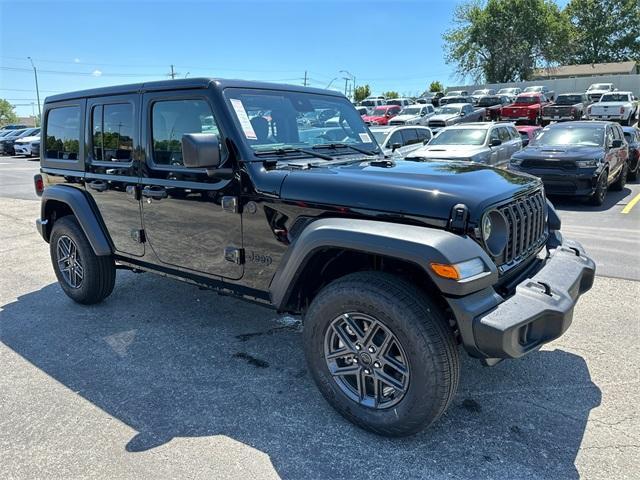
xmin=279 ymin=159 xmax=540 ymax=222
xmin=513 ymin=145 xmax=605 ymax=161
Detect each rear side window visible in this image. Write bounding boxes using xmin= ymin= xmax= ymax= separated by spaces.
xmin=416 ymin=128 xmax=431 ymax=141
xmin=151 ymin=99 xmax=218 ymax=167
xmin=92 ymin=103 xmax=134 ymax=162
xmin=45 ymin=106 xmax=80 ymax=160
xmin=498 ymin=127 xmax=511 ymax=142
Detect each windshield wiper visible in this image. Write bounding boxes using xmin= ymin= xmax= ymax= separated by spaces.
xmin=312 ymin=143 xmax=378 ymax=156
xmin=254 ymin=147 xmax=333 ymax=161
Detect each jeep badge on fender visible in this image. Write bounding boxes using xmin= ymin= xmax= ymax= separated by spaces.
xmin=35 ymin=78 xmax=595 ymax=436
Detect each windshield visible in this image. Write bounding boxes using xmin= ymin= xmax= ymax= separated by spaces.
xmin=600 ymin=94 xmax=630 ymax=102
xmin=400 ymin=106 xmax=422 ymax=115
xmin=589 ymin=84 xmax=610 ymax=90
xmin=514 ymin=96 xmax=539 ymax=105
xmin=524 ymin=87 xmax=542 ymax=92
xmin=472 ymin=90 xmax=486 ymax=95
xmin=361 ymin=100 xmax=376 ymax=107
xmin=429 ymin=128 xmax=487 ymax=146
xmin=498 ymin=88 xmax=516 ymax=94
xmin=447 ymin=91 xmax=462 ymax=96
xmin=556 ymin=95 xmax=582 ymax=105
xmin=532 ymin=126 xmax=604 ymax=147
xmin=437 ymin=107 xmax=462 ymax=115
xmin=371 ymin=108 xmax=389 ymax=116
xmin=478 ymin=97 xmax=500 ymax=106
xmin=224 ymin=88 xmax=376 ymax=153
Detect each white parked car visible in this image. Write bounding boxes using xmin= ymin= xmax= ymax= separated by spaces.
xmin=360 ymin=97 xmax=386 ymax=109
xmin=388 ymin=105 xmax=435 ymax=126
xmin=427 ymin=103 xmax=485 ymax=132
xmin=369 ymin=125 xmax=432 ymax=157
xmin=386 ymin=98 xmax=414 ymax=107
xmin=523 ymin=85 xmax=555 ymax=101
xmin=586 ymin=83 xmax=615 ymax=102
xmin=497 ymin=87 xmax=522 ymax=96
xmin=13 ymin=133 xmax=41 ymax=156
xmin=406 ymin=122 xmax=522 ymax=168
xmin=587 ymin=91 xmax=638 ymax=125
xmin=470 ymin=88 xmax=496 ymax=103
xmin=445 ymin=90 xmax=469 ymax=96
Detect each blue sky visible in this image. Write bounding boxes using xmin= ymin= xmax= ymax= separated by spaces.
xmin=2 ymin=0 xmax=466 ymax=117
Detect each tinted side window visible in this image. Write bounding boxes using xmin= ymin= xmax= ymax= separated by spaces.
xmin=401 ymin=129 xmax=420 ymax=146
xmin=151 ymin=99 xmax=217 ymax=166
xmin=387 ymin=131 xmax=402 ymax=147
xmin=45 ymin=106 xmax=80 ymax=160
xmin=498 ymin=127 xmax=511 ymax=142
xmin=92 ymin=103 xmax=134 ymax=162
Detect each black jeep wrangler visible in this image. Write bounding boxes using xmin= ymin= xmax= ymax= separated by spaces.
xmin=34 ymin=79 xmax=595 ymax=436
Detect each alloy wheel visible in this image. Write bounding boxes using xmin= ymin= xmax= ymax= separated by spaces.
xmin=324 ymin=312 xmax=410 ymax=409
xmin=56 ymin=235 xmax=84 ymax=289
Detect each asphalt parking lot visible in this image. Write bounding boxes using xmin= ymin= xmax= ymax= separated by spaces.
xmin=1 ymin=155 xmax=638 ymax=479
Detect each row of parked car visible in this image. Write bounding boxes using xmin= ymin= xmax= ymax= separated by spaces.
xmin=355 ymin=82 xmax=639 ymax=131
xmin=0 ymin=124 xmax=41 ymax=157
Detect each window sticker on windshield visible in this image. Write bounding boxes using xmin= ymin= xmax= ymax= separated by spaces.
xmin=359 ymin=133 xmax=372 ymax=143
xmin=230 ymin=99 xmax=257 ymax=140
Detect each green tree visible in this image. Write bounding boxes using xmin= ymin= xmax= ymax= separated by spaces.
xmin=443 ymin=0 xmax=571 ymax=82
xmin=564 ymin=0 xmax=640 ymax=63
xmin=381 ymin=90 xmax=400 ymax=99
xmin=429 ymin=81 xmax=444 ymax=92
xmin=354 ymin=84 xmax=371 ymax=102
xmin=0 ymin=99 xmax=19 ymax=126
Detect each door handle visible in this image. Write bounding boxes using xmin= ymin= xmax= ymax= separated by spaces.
xmin=88 ymin=180 xmax=108 ymax=192
xmin=141 ymin=186 xmax=168 ymax=200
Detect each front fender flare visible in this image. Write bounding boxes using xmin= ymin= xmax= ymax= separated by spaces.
xmin=40 ymin=185 xmax=113 ymax=256
xmin=269 ymin=218 xmax=498 ymax=309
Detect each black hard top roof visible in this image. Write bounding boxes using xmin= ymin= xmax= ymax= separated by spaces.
xmin=45 ymin=77 xmax=345 ymax=103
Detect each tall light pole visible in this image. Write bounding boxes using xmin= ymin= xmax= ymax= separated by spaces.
xmin=340 ymin=70 xmax=356 ymax=101
xmin=27 ymin=57 xmax=41 ymax=126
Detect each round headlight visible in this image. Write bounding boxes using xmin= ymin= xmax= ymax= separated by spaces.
xmin=482 ymin=210 xmax=508 ymax=256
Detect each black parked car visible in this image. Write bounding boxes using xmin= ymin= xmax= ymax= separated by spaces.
xmin=477 ymin=95 xmax=511 ymax=121
xmin=34 ymin=78 xmax=594 ymax=437
xmin=541 ymin=93 xmax=589 ymax=125
xmin=622 ymin=126 xmax=640 ymax=181
xmin=510 ymin=121 xmax=630 ymax=205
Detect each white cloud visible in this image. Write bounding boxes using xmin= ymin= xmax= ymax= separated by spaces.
xmin=92 ymin=69 xmax=102 ymax=77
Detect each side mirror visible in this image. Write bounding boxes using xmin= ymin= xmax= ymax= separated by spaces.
xmin=490 ymin=138 xmax=502 ymax=147
xmin=611 ymin=139 xmax=623 ymax=149
xmin=459 ymin=112 xmax=466 ymax=117
xmin=182 ymin=133 xmax=221 ymax=169
xmin=391 ymin=142 xmax=402 ymax=152
xmin=423 ymin=138 xmax=430 ymax=145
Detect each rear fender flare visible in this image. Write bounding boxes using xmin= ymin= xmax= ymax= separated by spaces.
xmin=40 ymin=185 xmax=113 ymax=256
xmin=269 ymin=218 xmax=498 ymax=309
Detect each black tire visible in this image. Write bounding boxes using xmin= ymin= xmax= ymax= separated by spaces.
xmin=303 ymin=271 xmax=459 ymax=437
xmin=50 ymin=216 xmax=116 ymax=304
xmin=611 ymin=161 xmax=628 ymax=191
xmin=589 ymin=171 xmax=608 ymax=206
xmin=628 ymin=157 xmax=639 ymax=181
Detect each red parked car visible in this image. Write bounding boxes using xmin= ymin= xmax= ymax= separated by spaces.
xmin=516 ymin=125 xmax=542 ymax=147
xmin=500 ymin=93 xmax=551 ymax=125
xmin=362 ymin=105 xmax=402 ymax=125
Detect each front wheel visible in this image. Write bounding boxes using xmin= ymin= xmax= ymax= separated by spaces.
xmin=590 ymin=171 xmax=608 ymax=206
xmin=50 ymin=216 xmax=116 ymax=304
xmin=303 ymin=272 xmax=460 ymax=437
xmin=611 ymin=161 xmax=628 ymax=191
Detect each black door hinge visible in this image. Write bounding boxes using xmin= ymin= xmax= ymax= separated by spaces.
xmin=132 ymin=229 xmax=146 ymax=243
xmin=224 ymin=247 xmax=245 ymax=265
xmin=221 ymin=196 xmax=239 ymax=213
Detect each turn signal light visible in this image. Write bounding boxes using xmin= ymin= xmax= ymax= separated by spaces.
xmin=430 ymin=258 xmax=487 ymax=281
xmin=430 ymin=263 xmax=460 ymax=280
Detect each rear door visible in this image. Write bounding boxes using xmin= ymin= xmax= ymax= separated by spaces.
xmin=84 ymin=95 xmax=144 ymax=256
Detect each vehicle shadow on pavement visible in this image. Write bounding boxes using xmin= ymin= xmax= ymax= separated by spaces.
xmin=0 ymin=273 xmax=601 ymax=480
xmin=550 ymin=185 xmax=634 ymax=212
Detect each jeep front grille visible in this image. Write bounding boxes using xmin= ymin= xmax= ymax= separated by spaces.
xmin=497 ymin=190 xmax=547 ymax=266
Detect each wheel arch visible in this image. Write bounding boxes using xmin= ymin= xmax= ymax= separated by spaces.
xmin=269 ymin=218 xmax=497 ymax=314
xmin=40 ymin=185 xmax=113 ymax=256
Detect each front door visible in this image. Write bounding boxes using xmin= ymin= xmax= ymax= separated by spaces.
xmin=140 ymin=91 xmax=243 ymax=280
xmin=85 ymin=95 xmax=144 ymax=256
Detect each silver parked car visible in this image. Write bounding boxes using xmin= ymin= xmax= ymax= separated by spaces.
xmin=369 ymin=125 xmax=432 ymax=157
xmin=406 ymin=122 xmax=522 ymax=168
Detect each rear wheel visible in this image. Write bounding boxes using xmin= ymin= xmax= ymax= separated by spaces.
xmin=303 ymin=272 xmax=459 ymax=437
xmin=50 ymin=216 xmax=116 ymax=304
xmin=628 ymin=155 xmax=639 ymax=181
xmin=611 ymin=161 xmax=628 ymax=191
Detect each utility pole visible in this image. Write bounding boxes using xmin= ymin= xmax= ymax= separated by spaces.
xmin=343 ymin=77 xmax=349 ymax=96
xmin=27 ymin=57 xmax=41 ymax=126
xmin=169 ymin=65 xmax=176 ymax=79
xmin=303 ymin=71 xmax=308 ymax=87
